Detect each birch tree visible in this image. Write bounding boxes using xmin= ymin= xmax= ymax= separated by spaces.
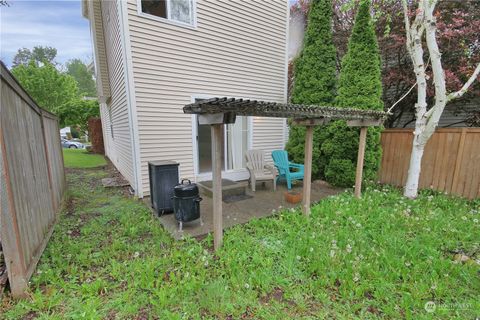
xmin=402 ymin=0 xmax=480 ymax=198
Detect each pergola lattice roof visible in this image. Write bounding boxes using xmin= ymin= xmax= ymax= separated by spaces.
xmin=183 ymin=97 xmax=389 ymax=251
xmin=183 ymin=97 xmax=390 ymax=121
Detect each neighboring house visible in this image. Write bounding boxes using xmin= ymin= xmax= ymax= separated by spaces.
xmin=60 ymin=126 xmax=71 ymax=139
xmin=82 ymin=0 xmax=289 ymax=197
xmin=390 ymin=98 xmax=480 ymax=128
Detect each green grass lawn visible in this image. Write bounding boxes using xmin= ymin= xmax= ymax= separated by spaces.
xmin=1 ymin=168 xmax=479 ymax=319
xmin=63 ymin=149 xmax=107 ymax=168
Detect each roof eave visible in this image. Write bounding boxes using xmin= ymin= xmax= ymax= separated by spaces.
xmin=81 ymin=0 xmax=89 ymax=19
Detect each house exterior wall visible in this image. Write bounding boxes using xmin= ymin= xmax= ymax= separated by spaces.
xmin=125 ymin=0 xmax=289 ymax=196
xmin=391 ymin=99 xmax=480 ymax=128
xmin=96 ymin=0 xmax=135 ymax=186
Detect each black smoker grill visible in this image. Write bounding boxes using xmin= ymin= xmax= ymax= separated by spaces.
xmin=173 ymin=179 xmax=203 ymax=231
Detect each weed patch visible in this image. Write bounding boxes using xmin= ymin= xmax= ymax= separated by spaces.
xmin=1 ymin=169 xmax=479 ymax=319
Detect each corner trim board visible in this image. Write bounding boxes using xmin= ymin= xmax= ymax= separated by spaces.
xmin=118 ymin=0 xmax=143 ymax=197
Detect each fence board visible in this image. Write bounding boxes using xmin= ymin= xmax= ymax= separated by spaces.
xmin=380 ymin=128 xmax=480 ymax=199
xmin=0 ymin=62 xmax=65 ymax=297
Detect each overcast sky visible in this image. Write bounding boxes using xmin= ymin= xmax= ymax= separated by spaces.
xmin=0 ymin=0 xmax=92 ymax=67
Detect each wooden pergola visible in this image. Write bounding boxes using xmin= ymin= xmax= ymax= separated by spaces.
xmin=184 ymin=97 xmax=389 ymax=250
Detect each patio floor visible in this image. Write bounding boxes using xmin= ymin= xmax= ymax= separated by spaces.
xmin=145 ymin=180 xmax=342 ymax=240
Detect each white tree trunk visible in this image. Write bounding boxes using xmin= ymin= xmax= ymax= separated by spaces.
xmin=404 ymin=138 xmax=426 ymax=198
xmin=401 ymin=0 xmax=480 ymax=198
xmin=402 ymin=0 xmax=428 ymax=198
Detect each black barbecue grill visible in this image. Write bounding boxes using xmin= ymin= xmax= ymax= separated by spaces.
xmin=173 ymin=179 xmax=203 ymax=231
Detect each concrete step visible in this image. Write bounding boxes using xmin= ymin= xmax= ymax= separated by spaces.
xmin=197 ymin=179 xmax=248 ymax=199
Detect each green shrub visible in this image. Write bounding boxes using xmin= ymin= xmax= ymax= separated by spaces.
xmin=286 ymin=0 xmax=337 ymax=178
xmin=324 ymin=0 xmax=384 ymax=187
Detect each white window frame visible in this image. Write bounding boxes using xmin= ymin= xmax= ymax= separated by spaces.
xmin=137 ymin=0 xmax=197 ymax=29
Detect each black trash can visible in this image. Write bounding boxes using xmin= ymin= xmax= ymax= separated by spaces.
xmin=173 ymin=179 xmax=202 ymax=231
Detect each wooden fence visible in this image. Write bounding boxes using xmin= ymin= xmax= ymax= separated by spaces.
xmin=379 ymin=128 xmax=480 ymax=199
xmin=0 ymin=62 xmax=65 ymax=297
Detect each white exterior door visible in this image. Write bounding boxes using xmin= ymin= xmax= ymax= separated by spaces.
xmin=194 ymin=115 xmax=251 ymax=181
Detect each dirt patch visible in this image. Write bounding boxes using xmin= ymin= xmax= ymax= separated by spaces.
xmin=66 ymin=211 xmax=102 ymax=238
xmin=363 ymin=290 xmax=374 ymax=300
xmin=241 ymin=306 xmax=256 ymax=319
xmin=367 ymin=305 xmax=382 ymax=315
xmin=134 ymin=307 xmax=158 ymax=320
xmin=67 ymin=228 xmax=81 ymax=238
xmin=259 ymin=287 xmax=296 ymax=307
xmin=22 ymin=311 xmax=38 ymax=320
xmin=104 ymin=310 xmax=118 ymax=320
xmin=65 ymin=197 xmax=76 ymax=216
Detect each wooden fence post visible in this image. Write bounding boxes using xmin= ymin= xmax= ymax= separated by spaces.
xmin=451 ymin=128 xmax=467 ymax=194
xmin=211 ymin=124 xmax=223 ymax=250
xmin=40 ymin=112 xmax=56 ymax=210
xmin=0 ymin=131 xmax=28 ymax=298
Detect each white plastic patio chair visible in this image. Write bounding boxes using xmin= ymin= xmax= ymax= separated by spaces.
xmin=245 ymin=150 xmax=277 ymax=192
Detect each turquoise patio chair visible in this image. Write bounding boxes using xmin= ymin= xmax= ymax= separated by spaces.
xmin=271 ymin=150 xmax=304 ymax=190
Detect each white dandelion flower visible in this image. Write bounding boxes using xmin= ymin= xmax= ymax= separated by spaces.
xmin=353 ymin=273 xmax=360 ymax=282
xmin=346 ymin=244 xmax=352 ymax=253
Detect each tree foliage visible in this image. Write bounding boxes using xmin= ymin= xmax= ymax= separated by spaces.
xmin=66 ymin=59 xmax=97 ymax=97
xmin=12 ymin=46 xmax=58 ymax=67
xmin=57 ymin=99 xmax=100 ymax=135
xmin=290 ymin=0 xmax=480 ymax=127
xmin=323 ymin=0 xmax=383 ymax=187
xmin=286 ymin=0 xmax=337 ymax=178
xmin=11 ymin=60 xmax=78 ymax=114
xmin=11 ymin=47 xmax=100 ymax=137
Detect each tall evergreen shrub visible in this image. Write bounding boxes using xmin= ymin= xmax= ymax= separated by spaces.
xmin=285 ymin=0 xmax=337 ymax=178
xmin=322 ymin=0 xmax=383 ymax=187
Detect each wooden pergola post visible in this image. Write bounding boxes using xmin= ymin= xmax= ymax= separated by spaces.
xmin=211 ymin=123 xmax=223 ymax=250
xmin=294 ymin=118 xmax=329 ymax=216
xmin=186 ymin=98 xmax=388 ymax=250
xmin=302 ymin=125 xmax=314 ymax=216
xmin=347 ymin=119 xmax=382 ymax=198
xmin=354 ymin=127 xmax=368 ymax=198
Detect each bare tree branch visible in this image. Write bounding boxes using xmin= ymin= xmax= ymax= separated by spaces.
xmin=447 ymin=63 xmax=480 ymax=102
xmin=387 ymin=81 xmax=417 ymax=113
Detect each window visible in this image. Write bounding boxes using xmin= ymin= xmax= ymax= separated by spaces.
xmin=140 ymin=0 xmax=195 ymax=26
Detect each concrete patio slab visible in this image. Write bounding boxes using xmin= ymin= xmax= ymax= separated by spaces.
xmin=144 ymin=180 xmax=342 ymax=240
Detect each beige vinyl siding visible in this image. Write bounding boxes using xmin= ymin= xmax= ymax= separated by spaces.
xmin=100 ymin=0 xmax=135 ymax=186
xmin=99 ymin=103 xmax=112 ymax=157
xmin=252 ymin=117 xmax=287 ymax=164
xmin=126 ymin=0 xmax=288 ymax=196
xmin=90 ymin=0 xmax=110 ymax=98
